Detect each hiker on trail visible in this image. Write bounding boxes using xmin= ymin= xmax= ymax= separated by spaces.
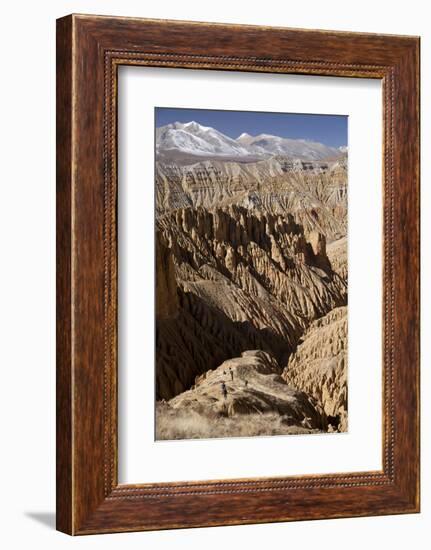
xmin=244 ymin=379 xmax=248 ymax=388
xmin=229 ymin=367 xmax=234 ymax=381
xmin=221 ymin=381 xmax=228 ymax=400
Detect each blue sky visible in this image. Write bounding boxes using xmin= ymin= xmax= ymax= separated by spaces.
xmin=155 ymin=107 xmax=347 ymax=148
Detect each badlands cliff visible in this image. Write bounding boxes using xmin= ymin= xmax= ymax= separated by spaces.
xmin=156 ymin=157 xmax=347 ymax=240
xmin=282 ymin=306 xmax=348 ymax=431
xmin=156 ymin=350 xmax=328 ymax=440
xmin=327 ymin=236 xmax=348 ymax=282
xmin=156 ymin=205 xmax=346 ymax=402
xmin=154 ymin=122 xmax=348 ymax=440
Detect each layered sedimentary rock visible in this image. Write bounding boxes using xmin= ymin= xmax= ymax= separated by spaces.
xmin=156 ymin=350 xmax=327 ymax=440
xmin=156 ymin=206 xmax=347 ymax=400
xmin=282 ymin=306 xmax=348 ymax=431
xmin=156 ymin=156 xmax=347 ymax=240
xmin=155 ymin=232 xmax=179 ymax=320
xmin=153 ymin=121 xmax=349 ymax=439
xmin=327 ymin=236 xmax=348 ymax=282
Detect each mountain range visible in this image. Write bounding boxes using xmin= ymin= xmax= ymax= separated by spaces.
xmin=156 ymin=121 xmax=345 ymax=163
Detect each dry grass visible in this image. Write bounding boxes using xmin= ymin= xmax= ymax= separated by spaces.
xmin=155 ymin=404 xmax=321 ymax=441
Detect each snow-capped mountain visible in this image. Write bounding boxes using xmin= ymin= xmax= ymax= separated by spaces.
xmin=156 ymin=121 xmax=343 ymax=162
xmin=236 ymin=132 xmax=340 ymax=160
xmin=156 ymin=121 xmax=252 ymax=159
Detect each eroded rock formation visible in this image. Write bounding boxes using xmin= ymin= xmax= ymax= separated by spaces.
xmin=156 ymin=350 xmax=328 ymax=440
xmin=327 ymin=236 xmax=348 ymax=283
xmin=155 ymin=231 xmax=179 ymax=320
xmin=156 ymin=156 xmax=347 ymax=240
xmin=156 ymin=206 xmax=347 ymax=400
xmin=282 ymin=306 xmax=348 ymax=431
xmin=154 ymin=139 xmax=348 ymax=438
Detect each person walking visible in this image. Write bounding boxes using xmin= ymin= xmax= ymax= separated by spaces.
xmin=221 ymin=381 xmax=228 ymax=400
xmin=229 ymin=367 xmax=234 ymax=381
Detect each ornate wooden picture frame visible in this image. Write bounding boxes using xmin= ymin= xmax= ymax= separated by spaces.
xmin=56 ymin=14 xmax=420 ymax=535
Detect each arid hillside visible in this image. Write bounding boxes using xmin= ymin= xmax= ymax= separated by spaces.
xmin=154 ymin=127 xmax=348 ymax=440
xmin=282 ymin=306 xmax=348 ymax=431
xmin=156 ymin=350 xmax=328 ymax=440
xmin=156 ymin=156 xmax=347 ymax=240
xmin=156 ymin=205 xmax=346 ymax=402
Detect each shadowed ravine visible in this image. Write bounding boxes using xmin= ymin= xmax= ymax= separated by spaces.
xmin=153 ymin=127 xmax=348 ymax=437
xmin=155 ymin=190 xmax=348 ymax=438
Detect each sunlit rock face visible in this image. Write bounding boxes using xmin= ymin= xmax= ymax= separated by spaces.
xmin=282 ymin=306 xmax=348 ymax=432
xmin=156 ymin=350 xmax=329 ymax=441
xmin=154 ymin=121 xmax=348 ymax=438
xmin=156 ymin=206 xmax=346 ymax=401
xmin=156 ymin=156 xmax=347 ymax=241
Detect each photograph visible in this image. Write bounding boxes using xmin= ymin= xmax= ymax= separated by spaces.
xmin=0 ymin=2 xmax=422 ymax=545
xmin=155 ymin=107 xmax=348 ymax=440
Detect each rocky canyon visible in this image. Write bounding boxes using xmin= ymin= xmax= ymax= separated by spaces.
xmin=154 ymin=118 xmax=348 ymax=440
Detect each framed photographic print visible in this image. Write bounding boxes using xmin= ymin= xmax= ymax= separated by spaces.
xmin=56 ymin=14 xmax=420 ymax=534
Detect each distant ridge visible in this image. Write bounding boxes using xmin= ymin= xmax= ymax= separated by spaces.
xmin=156 ymin=121 xmax=343 ymax=162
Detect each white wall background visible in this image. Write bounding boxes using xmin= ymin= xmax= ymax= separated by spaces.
xmin=0 ymin=1 xmax=427 ymax=548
